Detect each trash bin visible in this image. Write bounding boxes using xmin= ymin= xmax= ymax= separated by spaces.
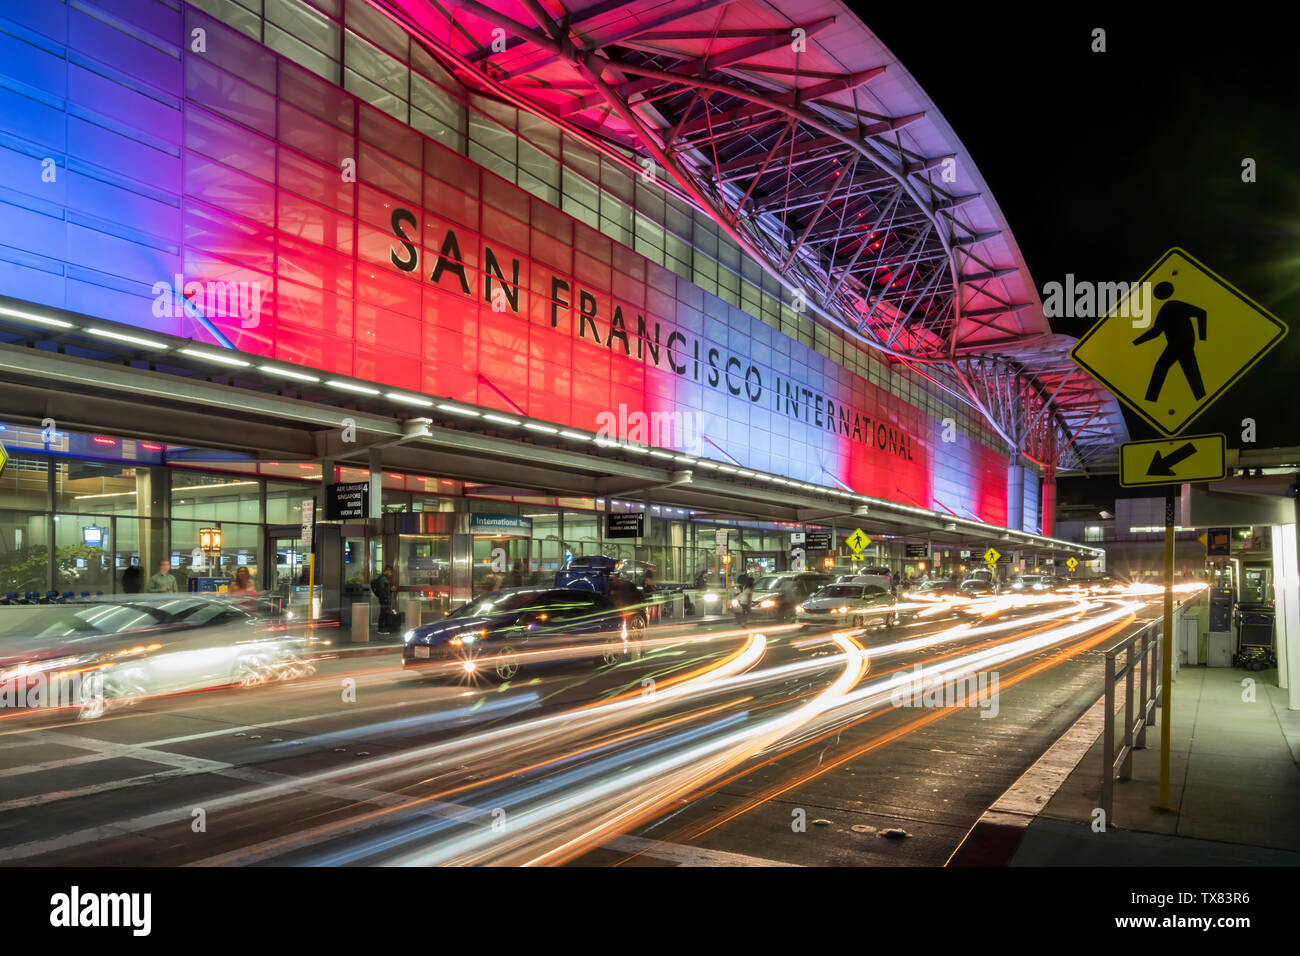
xmin=339 ymin=582 xmax=369 ymax=628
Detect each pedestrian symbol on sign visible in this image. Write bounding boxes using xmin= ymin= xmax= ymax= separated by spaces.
xmin=1071 ymin=249 xmax=1287 ymax=436
xmin=1133 ymin=281 xmax=1207 ymax=404
xmin=846 ymin=529 xmax=871 ymax=561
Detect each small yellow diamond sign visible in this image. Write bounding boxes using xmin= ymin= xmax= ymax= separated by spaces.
xmin=1071 ymin=249 xmax=1287 ymax=437
xmin=0 ymin=442 xmax=7 ymax=478
xmin=1066 ymin=557 xmax=1079 ymax=571
xmin=983 ymin=547 xmax=1000 ymax=566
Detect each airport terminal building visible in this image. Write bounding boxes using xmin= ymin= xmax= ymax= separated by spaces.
xmin=0 ymin=0 xmax=1112 ymax=613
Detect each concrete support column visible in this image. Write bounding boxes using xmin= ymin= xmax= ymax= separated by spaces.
xmin=366 ymin=448 xmax=383 ymax=520
xmin=1041 ymin=467 xmax=1057 ymax=539
xmin=135 ymin=466 xmax=168 ymax=578
xmin=1274 ymin=517 xmax=1300 ymax=707
xmin=1007 ymin=457 xmax=1024 ymax=532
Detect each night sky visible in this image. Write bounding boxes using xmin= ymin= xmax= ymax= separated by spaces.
xmin=857 ymin=6 xmax=1300 ymax=505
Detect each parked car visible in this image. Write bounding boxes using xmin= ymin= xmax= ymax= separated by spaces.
xmin=0 ymin=595 xmax=315 ymax=720
xmin=795 ymin=582 xmax=898 ymax=628
xmin=834 ymin=572 xmax=895 ymax=595
xmin=402 ymin=587 xmax=645 ymax=681
xmin=732 ymin=572 xmax=833 ymax=621
xmin=1009 ymin=574 xmax=1050 ymax=592
xmin=958 ymin=578 xmax=999 ymax=597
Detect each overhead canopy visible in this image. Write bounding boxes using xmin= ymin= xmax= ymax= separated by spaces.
xmin=371 ymin=0 xmax=1128 ymax=473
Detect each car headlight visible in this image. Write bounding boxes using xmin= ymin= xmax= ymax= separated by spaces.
xmin=758 ymin=599 xmax=775 ymax=608
xmin=403 ymin=629 xmax=415 ymax=644
xmin=730 ymin=598 xmax=739 ymax=608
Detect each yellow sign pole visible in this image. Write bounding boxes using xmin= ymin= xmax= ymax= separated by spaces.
xmin=1160 ymin=494 xmax=1174 ymax=809
xmin=307 ymin=552 xmax=316 ymax=635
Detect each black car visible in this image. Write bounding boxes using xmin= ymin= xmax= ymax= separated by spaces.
xmin=402 ymin=587 xmax=645 ymax=681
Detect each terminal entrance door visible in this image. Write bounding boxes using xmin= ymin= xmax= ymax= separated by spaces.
xmin=266 ymin=526 xmax=306 ymax=591
xmin=472 ymin=533 xmax=530 ymax=594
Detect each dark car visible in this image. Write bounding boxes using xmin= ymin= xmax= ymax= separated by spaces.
xmin=402 ymin=587 xmax=645 ymax=681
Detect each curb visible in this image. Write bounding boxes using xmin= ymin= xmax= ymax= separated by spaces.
xmin=946 ymin=677 xmax=1129 ymax=866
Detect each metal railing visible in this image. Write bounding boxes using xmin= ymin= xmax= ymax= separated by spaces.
xmin=1101 ymin=597 xmax=1196 ymax=823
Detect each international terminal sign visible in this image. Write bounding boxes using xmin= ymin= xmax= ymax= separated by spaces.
xmin=387 ymin=211 xmax=920 ymax=463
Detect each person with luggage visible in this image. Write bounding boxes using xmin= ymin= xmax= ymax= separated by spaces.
xmin=371 ymin=565 xmax=397 ymax=634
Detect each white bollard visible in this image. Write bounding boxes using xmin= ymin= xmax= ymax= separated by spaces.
xmin=351 ymin=603 xmax=370 ymax=644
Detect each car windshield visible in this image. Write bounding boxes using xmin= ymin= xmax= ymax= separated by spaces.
xmin=816 ymin=585 xmax=864 ymax=599
xmin=449 ymin=590 xmax=543 ymax=618
xmin=917 ymin=582 xmax=950 ymax=591
xmin=752 ymin=576 xmax=784 ymax=591
xmin=0 ymin=603 xmax=168 ymax=639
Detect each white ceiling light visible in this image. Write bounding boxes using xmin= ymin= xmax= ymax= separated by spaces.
xmin=86 ymin=327 xmax=167 ymax=348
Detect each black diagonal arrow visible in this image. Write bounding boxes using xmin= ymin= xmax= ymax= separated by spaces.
xmin=1147 ymin=441 xmax=1197 ymax=477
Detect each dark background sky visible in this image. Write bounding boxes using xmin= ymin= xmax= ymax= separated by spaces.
xmin=854 ymin=6 xmax=1300 ymax=507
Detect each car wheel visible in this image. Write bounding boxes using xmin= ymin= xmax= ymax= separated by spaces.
xmin=601 ymin=636 xmax=624 ymax=667
xmin=76 ymin=670 xmax=107 ymax=721
xmin=492 ymin=644 xmax=521 ymax=681
xmin=624 ymin=615 xmax=646 ymax=661
xmin=235 ymin=656 xmax=269 ymax=688
xmin=852 ymin=614 xmax=865 ymax=628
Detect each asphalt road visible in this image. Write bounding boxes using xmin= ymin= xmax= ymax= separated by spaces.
xmin=0 ymin=592 xmax=1164 ymax=866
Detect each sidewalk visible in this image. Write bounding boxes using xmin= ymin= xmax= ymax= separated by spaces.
xmin=1011 ymin=665 xmax=1300 ymax=864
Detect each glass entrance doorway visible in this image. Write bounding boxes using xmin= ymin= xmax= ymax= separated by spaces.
xmin=472 ymin=533 xmax=530 ymax=594
xmin=266 ymin=526 xmax=307 ymax=592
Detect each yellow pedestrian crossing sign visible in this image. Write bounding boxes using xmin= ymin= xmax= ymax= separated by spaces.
xmin=1070 ymin=249 xmax=1287 ymax=436
xmin=1119 ymin=434 xmax=1226 ymax=487
xmin=1066 ymin=557 xmax=1079 ymax=571
xmin=983 ymin=547 xmax=1000 ymax=568
xmin=0 ymin=442 xmax=6 ymax=478
xmin=846 ymin=528 xmax=871 ymax=561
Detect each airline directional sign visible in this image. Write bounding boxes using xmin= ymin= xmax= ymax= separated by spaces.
xmin=1070 ymin=249 xmax=1287 ymax=437
xmin=1119 ymin=434 xmax=1227 ymax=488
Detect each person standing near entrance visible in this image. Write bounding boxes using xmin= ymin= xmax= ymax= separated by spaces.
xmin=147 ymin=559 xmax=177 ymax=593
xmin=229 ymin=566 xmax=258 ymax=595
xmin=121 ymin=563 xmax=143 ymax=594
xmin=371 ymin=565 xmax=396 ymax=634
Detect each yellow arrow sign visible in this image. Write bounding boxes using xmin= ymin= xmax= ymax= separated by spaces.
xmin=983 ymin=547 xmax=1000 ymax=566
xmin=1071 ymin=249 xmax=1287 ymax=436
xmin=1119 ymin=433 xmax=1226 ymax=488
xmin=1066 ymin=557 xmax=1079 ymax=571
